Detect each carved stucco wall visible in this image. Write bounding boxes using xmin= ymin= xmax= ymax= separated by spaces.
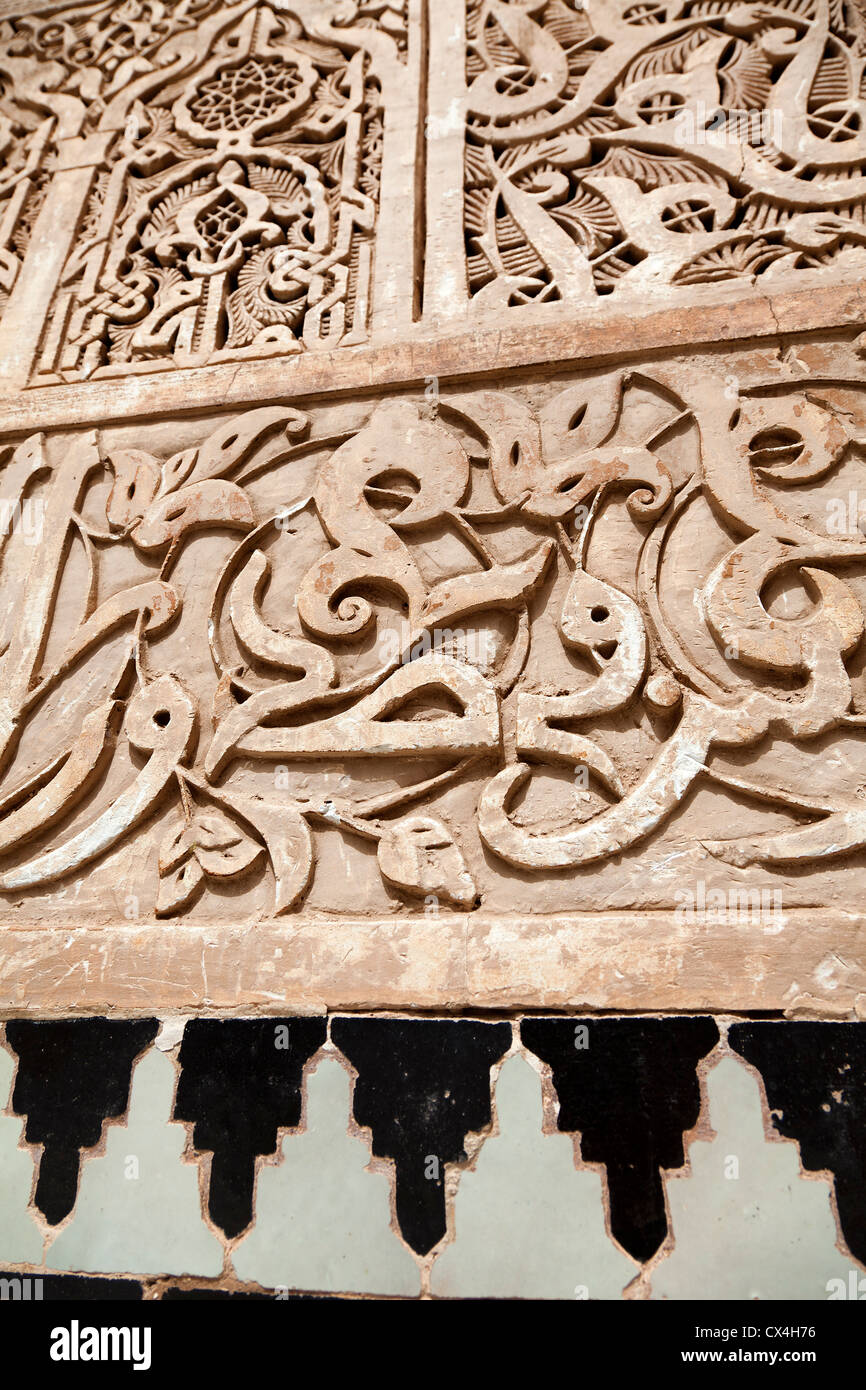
xmin=0 ymin=0 xmax=865 ymax=1301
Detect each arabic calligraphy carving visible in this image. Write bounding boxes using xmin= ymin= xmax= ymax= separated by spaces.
xmin=2 ymin=360 xmax=866 ymax=916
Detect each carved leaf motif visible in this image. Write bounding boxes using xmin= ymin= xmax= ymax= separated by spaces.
xmin=154 ymin=409 xmax=305 ymax=503
xmin=156 ymin=804 xmax=262 ymax=915
xmin=0 ymin=697 xmax=121 ymax=855
xmin=159 ymin=447 xmax=199 ymax=498
xmin=0 ymin=675 xmax=197 ymax=893
xmin=538 ymin=375 xmax=624 ymax=462
xmin=156 ymin=855 xmax=205 ymax=917
xmin=104 ymin=449 xmax=161 ymax=531
xmin=377 ymin=815 xmax=476 ymax=909
xmin=420 ymin=542 xmax=555 ymax=627
xmin=187 ymin=407 xmax=306 ymax=486
xmin=190 ymin=808 xmax=263 ymax=878
xmin=159 ymin=819 xmax=193 ymax=873
xmin=199 ymin=790 xmax=314 ymax=915
xmin=254 ymin=803 xmax=314 ymax=916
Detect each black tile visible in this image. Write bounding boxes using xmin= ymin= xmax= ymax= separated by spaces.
xmin=5 ymin=1019 xmax=158 ymax=1226
xmin=729 ymin=1021 xmax=866 ymax=1265
xmin=0 ymin=1271 xmax=142 ymax=1300
xmin=521 ymin=1016 xmax=719 ymax=1262
xmin=174 ymin=1017 xmax=326 ymax=1239
xmin=331 ymin=1016 xmax=512 ymax=1256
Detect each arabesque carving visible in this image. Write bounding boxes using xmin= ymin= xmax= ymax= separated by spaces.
xmin=0 ymin=0 xmax=409 ymax=382
xmin=452 ymin=0 xmax=866 ymax=309
xmin=3 ymin=360 xmax=866 ymax=921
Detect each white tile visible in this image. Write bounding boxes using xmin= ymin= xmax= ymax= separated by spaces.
xmin=651 ymin=1054 xmax=856 ymax=1300
xmin=0 ymin=1044 xmax=42 ymax=1264
xmin=47 ymin=1047 xmax=223 ymax=1277
xmin=431 ymin=1053 xmax=638 ymax=1299
xmin=233 ymin=1055 xmax=419 ymax=1296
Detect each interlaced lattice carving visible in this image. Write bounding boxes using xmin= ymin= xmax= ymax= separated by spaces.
xmin=0 ymin=0 xmax=226 ymax=133
xmin=15 ymin=1 xmax=397 ymax=379
xmin=0 ymin=116 xmax=51 ymax=321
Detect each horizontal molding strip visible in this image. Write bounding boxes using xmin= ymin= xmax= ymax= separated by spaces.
xmin=0 ymin=911 xmax=862 ymax=1017
xmin=1 ymin=278 xmax=864 ymax=437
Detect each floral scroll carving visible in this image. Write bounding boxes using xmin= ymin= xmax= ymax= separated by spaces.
xmin=3 ymin=362 xmax=866 ymax=918
xmin=459 ymin=0 xmax=866 ymax=309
